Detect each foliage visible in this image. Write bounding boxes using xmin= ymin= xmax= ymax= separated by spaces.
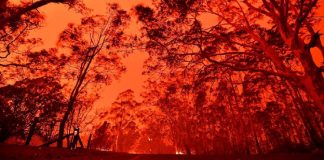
xmin=0 ymin=77 xmax=65 ymax=142
xmin=134 ymin=0 xmax=324 ymax=154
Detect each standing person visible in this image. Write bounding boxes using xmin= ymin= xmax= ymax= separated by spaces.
xmin=70 ymin=127 xmax=84 ymax=150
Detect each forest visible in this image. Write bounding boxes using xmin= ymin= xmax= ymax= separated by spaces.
xmin=0 ymin=0 xmax=323 ymax=157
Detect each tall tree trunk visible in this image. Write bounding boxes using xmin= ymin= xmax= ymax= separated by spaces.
xmin=87 ymin=134 xmax=92 ymax=149
xmin=57 ymin=53 xmax=95 ymax=147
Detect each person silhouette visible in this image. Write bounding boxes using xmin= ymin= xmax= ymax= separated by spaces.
xmin=70 ymin=127 xmax=84 ymax=149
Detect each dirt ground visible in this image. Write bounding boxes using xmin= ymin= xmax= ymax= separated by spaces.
xmin=0 ymin=144 xmax=323 ymax=160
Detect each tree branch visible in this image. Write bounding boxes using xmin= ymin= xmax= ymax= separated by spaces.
xmin=204 ymin=55 xmax=298 ymax=80
xmin=0 ymin=0 xmax=68 ymax=29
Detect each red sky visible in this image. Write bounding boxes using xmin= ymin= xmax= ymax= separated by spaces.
xmin=10 ymin=0 xmax=324 ymax=111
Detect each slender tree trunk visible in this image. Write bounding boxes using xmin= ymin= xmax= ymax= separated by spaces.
xmin=87 ymin=134 xmax=92 ymax=149
xmin=25 ymin=117 xmax=39 ymax=145
xmin=57 ymin=52 xmax=95 ymax=147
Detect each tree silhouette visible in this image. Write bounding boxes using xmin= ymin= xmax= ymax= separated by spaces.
xmin=134 ymin=0 xmax=323 ymax=153
xmin=0 ymin=77 xmax=65 ymax=142
xmin=0 ymin=0 xmax=85 ymax=29
xmin=104 ymin=89 xmax=140 ymax=152
xmin=91 ymin=121 xmax=114 ymax=151
xmin=56 ymin=4 xmax=129 ymax=147
xmin=135 ymin=0 xmax=324 ymax=113
xmin=0 ymin=0 xmax=86 ymax=68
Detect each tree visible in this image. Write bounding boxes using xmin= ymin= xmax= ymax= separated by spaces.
xmin=0 ymin=0 xmax=85 ymax=68
xmin=0 ymin=0 xmax=84 ymax=29
xmin=101 ymin=89 xmax=140 ymax=152
xmin=135 ymin=0 xmax=324 ymax=113
xmin=134 ymin=0 xmax=324 ymax=153
xmin=91 ymin=121 xmax=114 ymax=150
xmin=56 ymin=4 xmax=129 ymax=147
xmin=0 ymin=77 xmax=65 ymax=142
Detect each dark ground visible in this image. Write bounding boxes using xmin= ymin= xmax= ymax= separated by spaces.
xmin=0 ymin=144 xmax=323 ymax=160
